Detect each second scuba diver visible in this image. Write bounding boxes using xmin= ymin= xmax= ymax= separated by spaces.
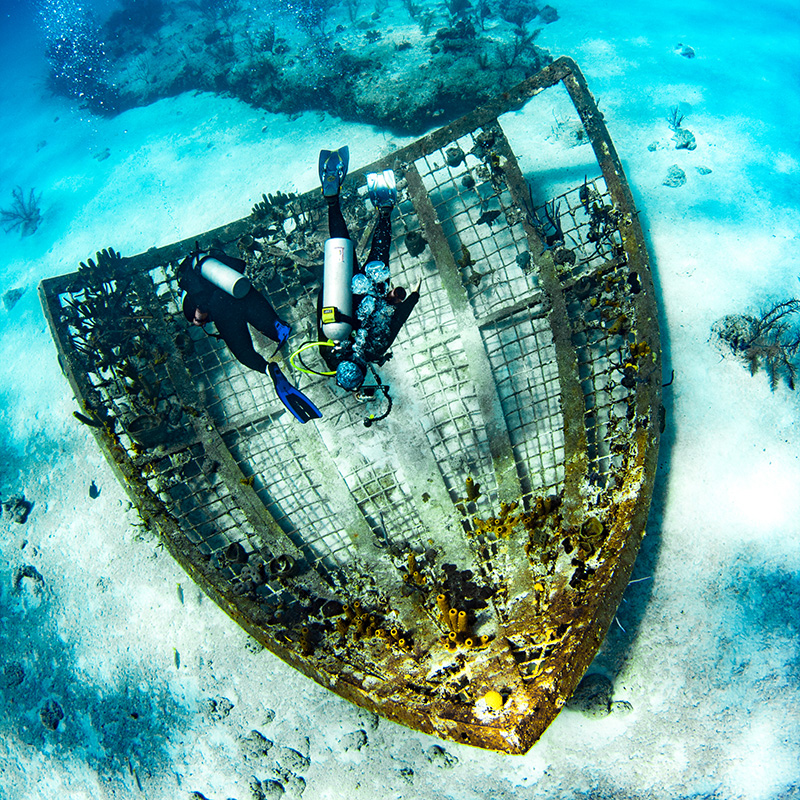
xmin=178 ymin=247 xmax=322 ymax=423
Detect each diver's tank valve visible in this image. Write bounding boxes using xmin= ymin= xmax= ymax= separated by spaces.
xmin=321 ymin=237 xmax=354 ymax=341
xmin=196 ymin=253 xmax=251 ymax=299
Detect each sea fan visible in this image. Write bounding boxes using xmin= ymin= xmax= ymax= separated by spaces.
xmin=1 ymin=187 xmax=43 ymax=237
xmin=713 ymin=299 xmax=800 ymax=390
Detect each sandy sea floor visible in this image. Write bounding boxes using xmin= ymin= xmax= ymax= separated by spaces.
xmin=1 ymin=0 xmax=799 ymax=797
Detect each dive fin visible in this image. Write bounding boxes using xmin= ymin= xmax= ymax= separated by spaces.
xmin=366 ymin=169 xmax=397 ymax=209
xmin=268 ymin=362 xmax=322 ymax=424
xmin=319 ymin=146 xmax=350 ymax=196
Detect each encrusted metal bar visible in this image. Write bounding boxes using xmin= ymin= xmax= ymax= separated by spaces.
xmin=490 ymin=125 xmax=589 ymax=526
xmin=404 ymin=161 xmax=523 ymax=505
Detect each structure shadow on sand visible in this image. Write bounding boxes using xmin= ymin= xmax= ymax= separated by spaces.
xmin=0 ymin=564 xmax=191 ymax=784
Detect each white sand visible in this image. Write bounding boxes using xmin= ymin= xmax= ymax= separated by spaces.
xmin=1 ymin=0 xmax=799 ymax=797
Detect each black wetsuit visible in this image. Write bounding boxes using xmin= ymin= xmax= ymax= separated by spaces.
xmin=326 ymin=193 xmax=392 ymax=268
xmin=179 ymin=251 xmax=286 ymax=374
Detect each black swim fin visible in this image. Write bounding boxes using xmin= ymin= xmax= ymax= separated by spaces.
xmin=319 ymin=146 xmax=349 ymax=196
xmin=267 ymin=362 xmax=322 ymax=424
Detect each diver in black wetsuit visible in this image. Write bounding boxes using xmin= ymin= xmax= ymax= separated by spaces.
xmin=178 ymin=249 xmax=321 ymax=423
xmin=178 ymin=249 xmax=291 ymax=373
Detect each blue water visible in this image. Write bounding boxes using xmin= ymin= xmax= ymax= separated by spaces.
xmin=1 ymin=1 xmax=800 ymax=798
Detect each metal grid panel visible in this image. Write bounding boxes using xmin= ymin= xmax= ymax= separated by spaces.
xmin=222 ymin=419 xmax=354 ymax=570
xmin=481 ymin=308 xmax=564 ymax=499
xmin=408 ymin=337 xmax=499 ymax=508
xmin=541 ymin=176 xmax=623 ymax=284
xmin=339 ymin=460 xmax=424 ymax=548
xmin=154 ymin=444 xmax=266 ymax=561
xmin=568 ymin=287 xmax=637 ymax=489
xmin=59 ymin=283 xmax=187 ymax=453
xmin=380 ymin=193 xmax=458 ymax=342
xmin=154 ymin=446 xmax=245 ymax=551
xmin=415 ymin=134 xmax=538 ymax=320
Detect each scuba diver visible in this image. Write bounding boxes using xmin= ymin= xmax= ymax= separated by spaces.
xmin=307 ymin=146 xmax=421 ymax=394
xmin=178 ymin=247 xmax=322 ymax=423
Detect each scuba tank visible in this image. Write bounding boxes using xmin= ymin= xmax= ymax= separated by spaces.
xmin=196 ymin=252 xmax=251 ymax=299
xmin=320 ymin=237 xmax=354 ymax=341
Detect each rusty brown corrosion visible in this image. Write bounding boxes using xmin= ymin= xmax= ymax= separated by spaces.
xmin=39 ymin=58 xmax=661 ymax=754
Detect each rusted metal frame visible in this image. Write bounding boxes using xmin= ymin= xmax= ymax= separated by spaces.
xmin=558 ymin=254 xmax=628 ymax=296
xmin=560 ymin=61 xmax=662 ymax=401
xmin=36 ymin=59 xmax=661 ymax=757
xmin=560 ymin=61 xmax=649 ymax=290
xmin=127 ymin=269 xmax=338 ymax=598
xmin=492 ymin=119 xmax=589 ymax=528
xmin=517 ymin=63 xmax=660 ymax=709
xmin=560 ymin=62 xmax=662 ymax=581
xmin=475 ymin=289 xmax=550 ymax=329
xmin=37 ymin=279 xmax=146 ymax=495
xmin=349 ymin=58 xmax=576 ymax=185
xmin=36 ymin=279 xmax=269 ymax=629
xmin=404 ymin=161 xmax=523 ymax=507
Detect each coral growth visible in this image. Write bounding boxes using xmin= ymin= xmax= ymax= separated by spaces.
xmin=666 ymin=105 xmax=696 ymax=149
xmin=666 ymin=105 xmax=685 ymax=131
xmin=1 ymin=187 xmax=43 ymax=237
xmin=42 ymin=0 xmax=555 ymax=133
xmin=712 ymin=299 xmax=800 ymax=390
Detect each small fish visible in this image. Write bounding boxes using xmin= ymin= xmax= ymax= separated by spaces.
xmin=476 ymin=209 xmax=502 ymax=226
xmin=89 ymin=481 xmax=100 ymax=499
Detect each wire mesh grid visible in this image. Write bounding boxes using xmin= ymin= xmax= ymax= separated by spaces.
xmin=407 ymin=336 xmax=499 ymax=508
xmin=38 ymin=58 xmax=665 ymax=756
xmin=480 ymin=307 xmax=564 ymax=499
xmin=154 ymin=445 xmax=250 ymax=551
xmin=565 ymin=279 xmax=637 ymax=487
xmin=221 ymin=419 xmax=354 ymax=571
xmin=415 ymin=135 xmax=538 ymax=320
xmin=340 ymin=460 xmax=424 ymax=548
xmin=184 ymin=325 xmax=280 ymax=428
xmin=543 ymin=176 xmax=623 ymax=284
xmin=58 ymin=285 xmax=188 ymax=451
